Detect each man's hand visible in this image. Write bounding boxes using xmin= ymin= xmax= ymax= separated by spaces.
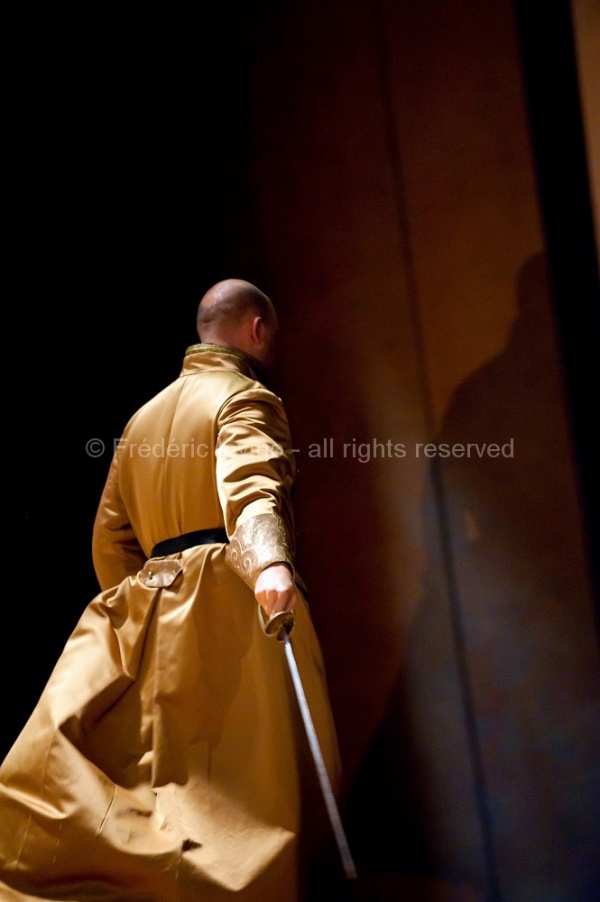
xmin=254 ymin=563 xmax=297 ymax=617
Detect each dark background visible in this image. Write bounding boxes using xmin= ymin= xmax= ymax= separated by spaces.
xmin=2 ymin=6 xmax=277 ymax=751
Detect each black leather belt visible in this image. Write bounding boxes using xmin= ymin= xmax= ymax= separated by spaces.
xmin=151 ymin=528 xmax=229 ymax=558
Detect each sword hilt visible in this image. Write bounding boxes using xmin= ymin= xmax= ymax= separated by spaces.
xmin=258 ymin=607 xmax=295 ymax=640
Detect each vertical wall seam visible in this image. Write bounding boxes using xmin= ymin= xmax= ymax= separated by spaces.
xmin=369 ymin=1 xmax=502 ymax=897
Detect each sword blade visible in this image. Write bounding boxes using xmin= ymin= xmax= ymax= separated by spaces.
xmin=261 ymin=608 xmax=357 ymax=882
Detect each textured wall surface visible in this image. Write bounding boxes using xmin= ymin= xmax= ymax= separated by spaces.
xmin=234 ymin=1 xmax=600 ymax=898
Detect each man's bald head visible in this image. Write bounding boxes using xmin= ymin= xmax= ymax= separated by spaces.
xmin=197 ymin=278 xmax=279 ymax=371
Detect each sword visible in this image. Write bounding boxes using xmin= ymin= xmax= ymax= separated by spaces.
xmin=260 ymin=608 xmax=358 ymax=882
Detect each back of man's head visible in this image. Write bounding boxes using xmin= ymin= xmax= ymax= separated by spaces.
xmin=197 ymin=279 xmax=274 ymax=344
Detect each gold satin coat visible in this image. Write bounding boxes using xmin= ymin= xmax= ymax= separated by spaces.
xmin=0 ymin=345 xmax=341 ymax=901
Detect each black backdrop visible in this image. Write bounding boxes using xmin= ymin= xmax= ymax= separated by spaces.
xmin=2 ymin=6 xmax=274 ymax=756
xmin=514 ymin=0 xmax=600 ymax=638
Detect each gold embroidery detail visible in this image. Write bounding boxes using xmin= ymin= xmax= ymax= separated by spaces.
xmin=226 ymin=512 xmax=293 ymax=588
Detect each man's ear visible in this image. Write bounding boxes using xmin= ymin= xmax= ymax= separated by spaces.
xmin=250 ymin=315 xmax=264 ymax=345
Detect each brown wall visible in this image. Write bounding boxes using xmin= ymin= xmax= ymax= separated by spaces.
xmin=234 ymin=1 xmax=600 ymax=897
xmin=572 ymin=0 xmax=600 ymax=269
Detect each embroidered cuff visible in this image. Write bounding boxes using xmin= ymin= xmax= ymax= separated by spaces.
xmin=225 ymin=512 xmax=294 ymax=589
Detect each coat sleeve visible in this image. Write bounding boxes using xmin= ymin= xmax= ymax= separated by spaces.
xmin=216 ymin=386 xmax=297 ymax=590
xmin=91 ymin=451 xmax=146 ymax=591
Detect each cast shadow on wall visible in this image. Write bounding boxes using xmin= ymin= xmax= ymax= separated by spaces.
xmin=344 ymin=253 xmax=600 ymax=900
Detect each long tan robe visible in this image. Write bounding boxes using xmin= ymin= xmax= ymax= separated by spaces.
xmin=0 ymin=345 xmax=341 ymax=901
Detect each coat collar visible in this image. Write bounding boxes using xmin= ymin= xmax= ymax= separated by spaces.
xmin=181 ymin=343 xmax=271 ymax=387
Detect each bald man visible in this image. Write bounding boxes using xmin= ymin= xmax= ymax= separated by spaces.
xmin=0 ymin=280 xmax=341 ymax=901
